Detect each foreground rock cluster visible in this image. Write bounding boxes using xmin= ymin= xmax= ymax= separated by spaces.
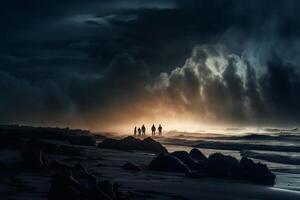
xmin=98 ymin=136 xmax=168 ymax=154
xmin=49 ymin=171 xmax=133 ymax=200
xmin=16 ymin=139 xmax=133 ymax=199
xmin=0 ymin=126 xmax=134 ymax=199
xmin=149 ymin=149 xmax=276 ymax=185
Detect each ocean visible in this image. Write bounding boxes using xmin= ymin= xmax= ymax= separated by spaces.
xmin=156 ymin=129 xmax=300 ymax=192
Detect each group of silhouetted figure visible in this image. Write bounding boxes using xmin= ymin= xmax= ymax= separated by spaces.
xmin=134 ymin=124 xmax=163 ymax=137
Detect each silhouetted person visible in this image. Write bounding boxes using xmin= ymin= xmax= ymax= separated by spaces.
xmin=138 ymin=128 xmax=142 ymax=137
xmin=142 ymin=125 xmax=146 ymax=136
xmin=158 ymin=124 xmax=162 ymax=136
xmin=134 ymin=126 xmax=137 ymax=136
xmin=151 ymin=124 xmax=156 ymax=136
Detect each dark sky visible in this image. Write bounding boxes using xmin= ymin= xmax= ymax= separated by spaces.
xmin=1 ymin=0 xmax=300 ymax=131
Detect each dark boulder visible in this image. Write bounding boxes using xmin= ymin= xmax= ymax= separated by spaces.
xmin=48 ymin=172 xmax=133 ymax=200
xmin=170 ymin=151 xmax=203 ymax=171
xmin=207 ymin=153 xmax=239 ymax=178
xmin=240 ymin=157 xmax=276 ymax=185
xmin=98 ymin=136 xmax=168 ymax=154
xmin=189 ymin=148 xmax=207 ymax=162
xmin=142 ymin=137 xmax=168 ymax=154
xmin=148 ymin=151 xmax=276 ymax=186
xmin=149 ymin=154 xmax=190 ymax=173
xmin=122 ymin=163 xmax=141 ymax=171
xmin=48 ymin=173 xmax=112 ymax=200
xmin=68 ymin=135 xmax=96 ymax=146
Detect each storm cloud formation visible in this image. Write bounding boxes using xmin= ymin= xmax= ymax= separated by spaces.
xmin=1 ymin=0 xmax=300 ymax=130
xmin=151 ymin=45 xmax=300 ymax=126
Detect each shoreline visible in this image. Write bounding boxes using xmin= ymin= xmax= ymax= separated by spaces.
xmin=0 ymin=127 xmax=300 ymax=199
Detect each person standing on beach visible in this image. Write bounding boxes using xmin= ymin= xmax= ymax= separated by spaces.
xmin=134 ymin=126 xmax=137 ymax=136
xmin=141 ymin=125 xmax=146 ymax=136
xmin=138 ymin=128 xmax=142 ymax=137
xmin=151 ymin=124 xmax=156 ymax=136
xmin=158 ymin=124 xmax=162 ymax=136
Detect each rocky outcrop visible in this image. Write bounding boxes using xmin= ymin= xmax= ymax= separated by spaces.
xmin=207 ymin=153 xmax=240 ymax=178
xmin=170 ymin=151 xmax=203 ymax=171
xmin=149 ymin=150 xmax=276 ymax=185
xmin=149 ymin=154 xmax=190 ymax=173
xmin=142 ymin=137 xmax=168 ymax=154
xmin=239 ymin=157 xmax=276 ymax=185
xmin=48 ymin=172 xmax=133 ymax=200
xmin=98 ymin=136 xmax=168 ymax=154
xmin=189 ymin=148 xmax=207 ymax=162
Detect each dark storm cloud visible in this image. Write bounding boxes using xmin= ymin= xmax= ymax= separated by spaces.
xmin=1 ymin=0 xmax=300 ymax=129
xmin=151 ymin=44 xmax=300 ymax=125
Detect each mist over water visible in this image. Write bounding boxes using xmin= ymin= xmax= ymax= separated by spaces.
xmin=158 ymin=127 xmax=300 ymax=168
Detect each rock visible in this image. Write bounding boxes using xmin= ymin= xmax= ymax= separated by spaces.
xmin=239 ymin=157 xmax=276 ymax=185
xmin=207 ymin=153 xmax=239 ymax=178
xmin=98 ymin=136 xmax=168 ymax=154
xmin=48 ymin=173 xmax=112 ymax=200
xmin=142 ymin=137 xmax=168 ymax=154
xmin=68 ymin=135 xmax=96 ymax=146
xmin=189 ymin=148 xmax=207 ymax=162
xmin=122 ymin=162 xmax=141 ymax=171
xmin=147 ymin=151 xmax=276 ymax=186
xmin=48 ymin=172 xmax=132 ymax=200
xmin=149 ymin=154 xmax=190 ymax=173
xmin=170 ymin=151 xmax=203 ymax=171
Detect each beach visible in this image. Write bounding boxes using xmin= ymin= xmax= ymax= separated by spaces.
xmin=1 ymin=128 xmax=300 ymax=199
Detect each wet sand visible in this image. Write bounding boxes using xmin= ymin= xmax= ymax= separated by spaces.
xmin=1 ymin=143 xmax=300 ymax=200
